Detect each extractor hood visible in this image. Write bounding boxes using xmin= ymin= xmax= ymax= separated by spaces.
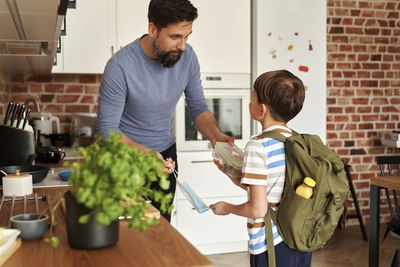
xmin=0 ymin=0 xmax=68 ymax=75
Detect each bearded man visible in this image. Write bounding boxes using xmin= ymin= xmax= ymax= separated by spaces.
xmin=96 ymin=0 xmax=233 ymax=221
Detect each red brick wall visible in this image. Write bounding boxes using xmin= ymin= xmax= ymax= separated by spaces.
xmin=7 ymin=74 xmax=101 ymax=133
xmin=327 ymin=0 xmax=400 ymax=224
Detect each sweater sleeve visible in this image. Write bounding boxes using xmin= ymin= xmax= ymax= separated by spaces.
xmin=184 ymin=50 xmax=209 ymax=121
xmin=96 ymin=59 xmax=127 ymax=137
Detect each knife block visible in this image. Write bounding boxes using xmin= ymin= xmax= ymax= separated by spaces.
xmin=0 ymin=125 xmax=35 ymax=166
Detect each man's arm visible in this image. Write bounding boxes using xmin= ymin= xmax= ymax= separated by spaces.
xmin=194 ymin=111 xmax=234 ymax=147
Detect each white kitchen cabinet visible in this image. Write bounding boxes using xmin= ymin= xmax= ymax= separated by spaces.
xmin=171 ymin=151 xmax=248 ymax=255
xmin=189 ymin=0 xmax=251 ymax=74
xmin=52 ymin=0 xmax=114 ymax=74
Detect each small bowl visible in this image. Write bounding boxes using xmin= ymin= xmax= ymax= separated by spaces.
xmin=58 ymin=171 xmax=72 ymax=181
xmin=10 ymin=214 xmax=49 ymax=240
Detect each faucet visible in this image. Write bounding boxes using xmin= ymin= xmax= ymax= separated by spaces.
xmin=23 ymin=98 xmax=40 ymax=113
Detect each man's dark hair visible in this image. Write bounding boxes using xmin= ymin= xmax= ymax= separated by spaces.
xmin=148 ymin=0 xmax=198 ymax=30
xmin=253 ymin=70 xmax=305 ymax=123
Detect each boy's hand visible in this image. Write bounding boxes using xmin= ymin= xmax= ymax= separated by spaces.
xmin=210 ymin=201 xmax=231 ymax=215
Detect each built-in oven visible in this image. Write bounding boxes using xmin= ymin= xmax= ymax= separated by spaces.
xmin=175 ymin=73 xmax=251 ymax=151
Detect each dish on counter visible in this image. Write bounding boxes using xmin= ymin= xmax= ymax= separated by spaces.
xmin=0 ymin=228 xmax=21 ymax=257
xmin=58 ymin=171 xmax=72 ymax=181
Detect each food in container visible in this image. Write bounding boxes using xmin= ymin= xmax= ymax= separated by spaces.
xmin=212 ymin=142 xmax=244 ymax=178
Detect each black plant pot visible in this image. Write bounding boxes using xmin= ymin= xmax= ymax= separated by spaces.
xmin=65 ymin=192 xmax=119 ymax=249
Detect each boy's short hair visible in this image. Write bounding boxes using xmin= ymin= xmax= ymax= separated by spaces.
xmin=254 ymin=70 xmax=305 ymax=123
xmin=148 ymin=0 xmax=198 ymax=30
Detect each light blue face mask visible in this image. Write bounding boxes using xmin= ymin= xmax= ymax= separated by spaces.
xmin=173 ymin=170 xmax=209 ymax=214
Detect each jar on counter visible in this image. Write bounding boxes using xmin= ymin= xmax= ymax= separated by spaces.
xmin=295 ymin=177 xmax=316 ymax=199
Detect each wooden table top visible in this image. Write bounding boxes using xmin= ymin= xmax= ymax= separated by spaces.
xmin=370 ymin=175 xmax=400 ymax=191
xmin=1 ymin=188 xmax=213 ymax=267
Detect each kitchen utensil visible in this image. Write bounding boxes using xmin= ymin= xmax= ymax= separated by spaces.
xmin=36 ymin=146 xmax=66 ymax=163
xmin=10 ymin=214 xmax=49 ymax=240
xmin=15 ymin=105 xmax=26 ymax=129
xmin=0 ymin=125 xmax=35 ymax=166
xmin=2 ymin=169 xmax=33 ymax=196
xmin=22 ymin=109 xmax=30 ymax=130
xmin=9 ymin=103 xmax=19 ymax=127
xmin=3 ymin=102 xmax=13 ymax=125
xmin=0 ymin=165 xmax=49 ymax=185
xmin=32 ymin=112 xmax=60 ymax=147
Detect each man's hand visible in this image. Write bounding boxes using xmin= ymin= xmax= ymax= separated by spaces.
xmin=157 ymin=153 xmax=175 ymax=174
xmin=210 ymin=131 xmax=234 ymax=148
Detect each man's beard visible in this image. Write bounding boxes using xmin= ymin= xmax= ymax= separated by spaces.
xmin=153 ymin=40 xmax=183 ymax=68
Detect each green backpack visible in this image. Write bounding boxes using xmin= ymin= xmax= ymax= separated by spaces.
xmin=259 ymin=131 xmax=349 ymax=267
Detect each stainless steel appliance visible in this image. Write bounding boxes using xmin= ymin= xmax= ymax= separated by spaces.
xmin=175 ymin=73 xmax=251 ymax=151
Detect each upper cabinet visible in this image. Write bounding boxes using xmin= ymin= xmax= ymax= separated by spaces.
xmin=53 ymin=0 xmax=250 ymax=74
xmin=189 ymin=0 xmax=251 ymax=74
xmin=53 ymin=0 xmax=114 ymax=74
xmin=0 ymin=0 xmax=67 ymax=75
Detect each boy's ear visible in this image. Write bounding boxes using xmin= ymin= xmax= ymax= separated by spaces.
xmin=260 ymin=103 xmax=269 ymax=116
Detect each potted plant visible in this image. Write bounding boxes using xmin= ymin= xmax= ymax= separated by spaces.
xmin=45 ymin=129 xmax=173 ymax=249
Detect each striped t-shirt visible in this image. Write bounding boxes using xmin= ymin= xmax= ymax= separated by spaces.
xmin=241 ymin=125 xmax=292 ymax=255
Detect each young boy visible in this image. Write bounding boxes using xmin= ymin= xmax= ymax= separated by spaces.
xmin=210 ymin=70 xmax=312 ymax=267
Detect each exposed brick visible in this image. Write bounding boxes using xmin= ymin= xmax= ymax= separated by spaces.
xmin=85 ymin=86 xmax=99 ymax=94
xmin=353 ymin=45 xmax=366 ymax=52
xmin=81 ymin=96 xmax=95 ymax=103
xmin=45 ymin=84 xmax=64 ymax=93
xmin=330 ymin=27 xmax=344 ymax=34
xmin=44 ymin=105 xmax=64 ymax=113
xmin=66 ymin=85 xmax=83 ymax=93
xmin=350 ymin=149 xmax=366 ymax=155
xmin=79 ymin=75 xmax=97 ymax=84
xmin=26 ymin=75 xmax=52 ymax=83
xmin=354 ymin=18 xmax=365 ymax=26
xmin=360 ymin=80 xmax=378 ymax=87
xmin=365 ymin=28 xmax=380 ymax=35
xmin=346 ymin=27 xmax=363 ymax=34
xmin=38 ymin=95 xmax=54 ymax=105
xmin=56 ymin=95 xmax=80 ymax=103
xmin=352 ymin=98 xmax=369 ymax=105
xmin=30 ymin=84 xmax=43 ymax=93
xmin=372 ymin=71 xmax=384 ymax=78
xmin=53 ymin=74 xmax=78 ymax=83
xmin=10 ymin=84 xmax=27 ymax=93
xmin=351 ymin=115 xmax=360 ymax=121
xmin=388 ymin=12 xmax=399 ymax=19
xmin=375 ymin=37 xmax=389 ymax=44
xmin=65 ymin=105 xmax=90 ymax=113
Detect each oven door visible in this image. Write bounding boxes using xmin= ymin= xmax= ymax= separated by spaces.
xmin=176 ymin=89 xmax=250 ymax=151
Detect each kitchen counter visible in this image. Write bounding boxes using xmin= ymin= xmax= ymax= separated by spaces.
xmin=0 ymin=187 xmax=213 ymax=267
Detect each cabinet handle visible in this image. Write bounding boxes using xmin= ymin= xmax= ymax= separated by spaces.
xmin=191 ymin=160 xmax=213 ymax=164
xmin=111 ymin=46 xmax=114 ymax=55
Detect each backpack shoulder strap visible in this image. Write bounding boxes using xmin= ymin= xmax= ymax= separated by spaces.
xmin=255 ymin=129 xmax=297 ymax=142
xmin=265 ymin=207 xmax=276 ymax=267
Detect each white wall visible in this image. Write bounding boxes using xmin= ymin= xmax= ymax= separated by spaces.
xmin=254 ymin=0 xmax=326 ymax=142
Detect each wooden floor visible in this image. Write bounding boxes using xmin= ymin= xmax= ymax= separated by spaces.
xmin=206 ymin=224 xmax=400 ymax=267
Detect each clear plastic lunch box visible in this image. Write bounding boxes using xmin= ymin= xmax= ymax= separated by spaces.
xmin=212 ymin=142 xmax=244 ymax=178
